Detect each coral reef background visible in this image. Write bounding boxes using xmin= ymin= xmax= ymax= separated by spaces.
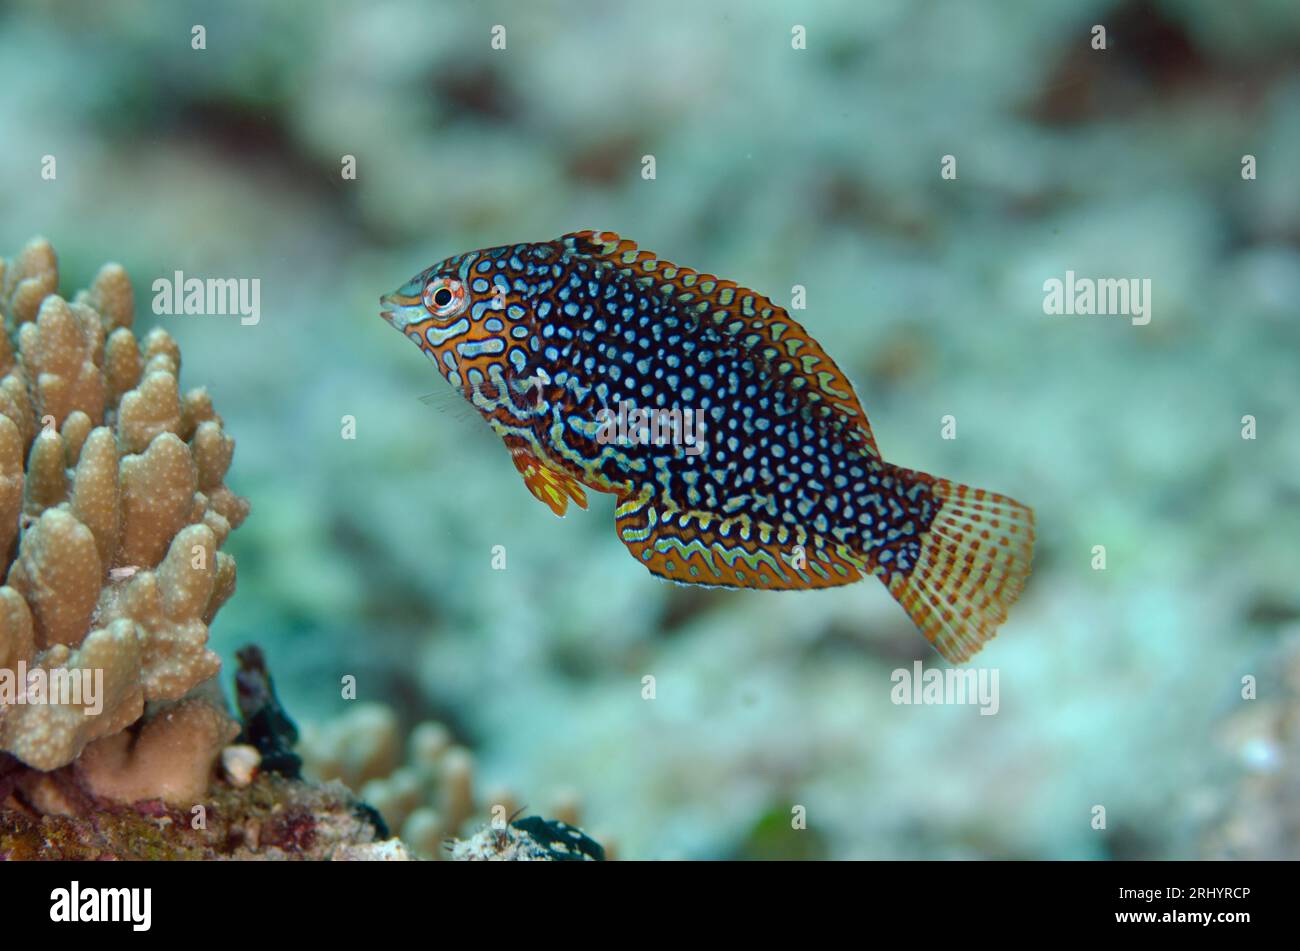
xmin=1 ymin=0 xmax=1297 ymax=859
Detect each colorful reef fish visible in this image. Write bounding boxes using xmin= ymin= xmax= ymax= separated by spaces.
xmin=381 ymin=232 xmax=1034 ymax=662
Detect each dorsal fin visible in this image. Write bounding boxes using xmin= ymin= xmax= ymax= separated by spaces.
xmin=562 ymin=230 xmax=880 ymax=458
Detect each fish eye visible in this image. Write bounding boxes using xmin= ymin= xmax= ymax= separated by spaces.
xmin=423 ymin=277 xmax=468 ymax=318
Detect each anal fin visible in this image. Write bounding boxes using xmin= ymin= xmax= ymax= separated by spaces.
xmin=615 ymin=491 xmax=864 ymax=590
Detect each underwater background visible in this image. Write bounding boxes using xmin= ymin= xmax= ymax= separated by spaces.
xmin=1 ymin=0 xmax=1297 ymax=859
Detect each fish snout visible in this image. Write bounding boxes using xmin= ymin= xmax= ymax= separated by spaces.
xmin=379 ymin=290 xmax=422 ymax=329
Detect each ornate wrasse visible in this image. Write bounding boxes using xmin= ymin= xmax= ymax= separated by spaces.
xmin=380 ymin=231 xmax=1034 ymax=662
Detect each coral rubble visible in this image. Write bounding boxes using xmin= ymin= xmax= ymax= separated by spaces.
xmin=0 ymin=770 xmax=390 ymax=860
xmin=449 ymin=818 xmax=605 ymax=861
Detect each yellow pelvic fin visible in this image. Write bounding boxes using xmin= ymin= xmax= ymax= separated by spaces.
xmin=509 ymin=445 xmax=588 ymax=517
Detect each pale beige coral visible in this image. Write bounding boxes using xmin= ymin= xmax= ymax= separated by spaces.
xmin=74 ymin=263 xmax=134 ymax=333
xmin=0 ymin=374 xmax=36 ymax=447
xmin=10 ymin=769 xmax=83 ymax=817
xmin=0 ymin=417 xmax=23 ymax=561
xmin=102 ymin=328 xmax=142 ymax=404
xmin=0 ymin=617 xmax=145 ymax=771
xmin=192 ymin=421 xmax=234 ymax=492
xmin=141 ymin=327 xmax=181 ymax=376
xmin=118 ymin=433 xmax=198 ymax=568
xmin=204 ymin=553 xmax=237 ymax=625
xmin=0 ymin=586 xmax=35 ymax=677
xmin=60 ymin=411 xmax=92 ymax=466
xmin=117 ymin=370 xmax=182 ymax=456
xmin=298 ymin=706 xmax=603 ymax=861
xmin=69 ymin=427 xmax=120 ymax=568
xmin=0 ymin=238 xmax=249 ymax=774
xmin=298 ymin=702 xmax=402 ymax=791
xmin=74 ymin=696 xmax=239 ymax=805
xmin=7 ymin=509 xmax=101 ymax=648
xmin=0 ymin=238 xmax=58 ymax=325
xmin=96 ymin=523 xmax=224 ymax=699
xmin=18 ymin=295 xmax=107 ymax=428
xmin=22 ymin=430 xmax=68 ymax=515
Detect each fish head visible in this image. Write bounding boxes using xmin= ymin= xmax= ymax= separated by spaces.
xmin=381 ymin=242 xmax=558 ymax=391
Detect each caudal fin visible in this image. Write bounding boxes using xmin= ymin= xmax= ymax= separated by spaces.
xmin=882 ymin=468 xmax=1035 ymax=663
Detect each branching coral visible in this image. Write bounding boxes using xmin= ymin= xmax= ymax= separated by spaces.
xmin=74 ymin=697 xmax=241 ymax=805
xmin=298 ymin=702 xmax=608 ymax=860
xmin=0 ymin=238 xmax=249 ymax=774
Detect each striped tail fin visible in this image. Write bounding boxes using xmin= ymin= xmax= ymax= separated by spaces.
xmin=880 ymin=466 xmax=1035 ymax=663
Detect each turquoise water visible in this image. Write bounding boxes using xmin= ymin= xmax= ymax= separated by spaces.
xmin=1 ymin=0 xmax=1297 ymax=859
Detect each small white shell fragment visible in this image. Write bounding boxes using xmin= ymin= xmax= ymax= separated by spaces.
xmin=221 ymin=743 xmax=261 ymax=787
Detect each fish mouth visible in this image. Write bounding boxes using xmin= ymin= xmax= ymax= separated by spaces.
xmin=379 ymin=292 xmax=420 ymax=327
